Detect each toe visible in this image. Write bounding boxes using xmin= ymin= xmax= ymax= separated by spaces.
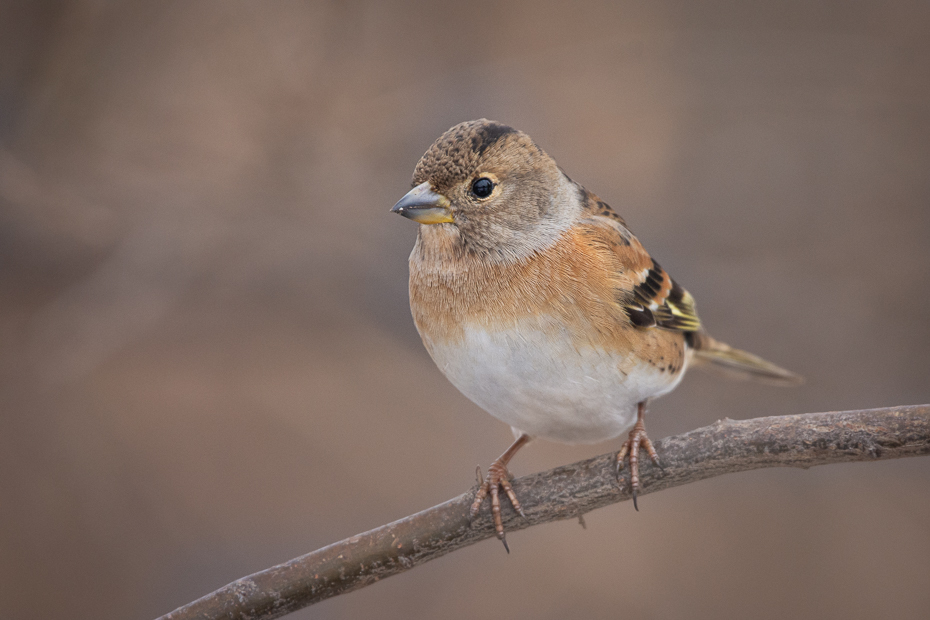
xmin=490 ymin=483 xmax=505 ymax=539
xmin=470 ymin=483 xmax=488 ymax=518
xmin=616 ymin=442 xmax=630 ymax=476
xmin=641 ymin=434 xmax=660 ymax=465
xmin=500 ymin=477 xmax=525 ymax=518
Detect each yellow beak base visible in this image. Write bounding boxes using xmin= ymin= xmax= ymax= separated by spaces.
xmin=391 ymin=182 xmax=453 ymax=225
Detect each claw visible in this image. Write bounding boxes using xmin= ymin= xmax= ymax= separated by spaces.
xmin=469 ymin=434 xmax=531 ymax=549
xmin=616 ymin=401 xmax=659 ymax=510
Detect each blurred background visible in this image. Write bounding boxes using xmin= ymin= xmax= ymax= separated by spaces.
xmin=2 ymin=1 xmax=929 ymax=619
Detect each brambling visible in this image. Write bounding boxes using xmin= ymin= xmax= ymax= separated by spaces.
xmin=392 ymin=119 xmax=801 ymax=550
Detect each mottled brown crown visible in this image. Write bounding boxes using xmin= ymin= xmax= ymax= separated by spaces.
xmin=412 ymin=119 xmax=522 ymax=192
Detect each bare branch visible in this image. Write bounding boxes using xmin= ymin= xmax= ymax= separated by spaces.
xmin=156 ymin=405 xmax=930 ymax=620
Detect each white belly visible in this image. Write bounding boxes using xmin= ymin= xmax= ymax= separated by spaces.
xmin=423 ymin=321 xmax=687 ymax=444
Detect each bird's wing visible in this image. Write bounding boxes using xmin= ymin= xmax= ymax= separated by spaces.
xmin=573 ymin=186 xmax=802 ymax=384
xmin=577 ymin=189 xmax=701 ymax=332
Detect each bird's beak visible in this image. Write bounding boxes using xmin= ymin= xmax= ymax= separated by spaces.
xmin=391 ymin=182 xmax=454 ymax=224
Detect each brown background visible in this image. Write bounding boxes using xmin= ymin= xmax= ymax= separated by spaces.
xmin=2 ymin=2 xmax=929 ymax=619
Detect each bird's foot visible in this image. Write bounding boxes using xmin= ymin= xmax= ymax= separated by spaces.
xmin=616 ymin=412 xmax=661 ymax=511
xmin=470 ymin=459 xmax=525 ymax=552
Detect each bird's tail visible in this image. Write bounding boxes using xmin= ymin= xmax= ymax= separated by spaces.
xmin=686 ymin=331 xmax=804 ymax=386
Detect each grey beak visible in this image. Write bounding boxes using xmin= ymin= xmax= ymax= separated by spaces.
xmin=391 ymin=182 xmax=454 ymax=224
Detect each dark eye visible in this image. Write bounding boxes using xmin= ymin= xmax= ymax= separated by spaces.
xmin=471 ymin=177 xmax=494 ymax=199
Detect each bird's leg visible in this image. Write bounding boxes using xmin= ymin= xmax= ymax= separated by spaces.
xmin=470 ymin=433 xmax=531 ymax=552
xmin=616 ymin=401 xmax=660 ymax=510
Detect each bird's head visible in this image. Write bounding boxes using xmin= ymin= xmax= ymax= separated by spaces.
xmin=392 ymin=119 xmax=578 ymax=260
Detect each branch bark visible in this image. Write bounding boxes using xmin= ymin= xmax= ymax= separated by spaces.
xmin=157 ymin=404 xmax=930 ymax=620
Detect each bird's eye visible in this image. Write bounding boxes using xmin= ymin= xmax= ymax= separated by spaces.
xmin=471 ymin=177 xmax=494 ymax=199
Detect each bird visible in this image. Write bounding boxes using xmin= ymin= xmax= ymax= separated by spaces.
xmin=391 ymin=119 xmax=802 ymax=550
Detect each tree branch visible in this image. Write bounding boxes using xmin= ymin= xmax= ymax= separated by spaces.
xmin=157 ymin=404 xmax=930 ymax=620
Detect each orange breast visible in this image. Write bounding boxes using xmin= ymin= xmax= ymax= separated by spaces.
xmin=408 ymin=223 xmax=686 ymax=376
